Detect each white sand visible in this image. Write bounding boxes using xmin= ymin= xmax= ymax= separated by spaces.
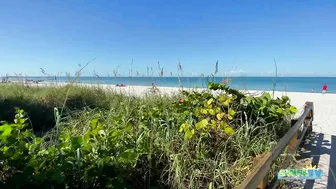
xmin=13 ymin=81 xmax=336 ymax=135
xmin=271 ymin=91 xmax=336 ymax=135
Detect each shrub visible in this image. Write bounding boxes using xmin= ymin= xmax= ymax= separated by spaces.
xmin=0 ymin=83 xmax=297 ymax=189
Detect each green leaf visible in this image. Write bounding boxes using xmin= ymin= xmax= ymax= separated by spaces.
xmin=120 ymin=149 xmax=137 ymax=161
xmin=90 ymin=119 xmax=99 ymax=129
xmin=220 ymin=121 xmax=228 ymax=128
xmin=207 ymin=98 xmax=214 ymax=105
xmin=0 ymin=124 xmax=12 ymax=137
xmin=208 ymin=109 xmax=215 ymax=115
xmin=259 ymin=106 xmax=265 ymax=111
xmin=28 ymin=157 xmax=39 ymax=170
xmin=22 ymin=130 xmax=33 ymax=137
xmin=185 ymin=129 xmax=195 ymax=139
xmin=224 ymin=127 xmax=234 ymax=136
xmin=111 ymin=130 xmax=121 ymax=137
xmin=126 ymin=124 xmax=132 ymax=133
xmin=262 ymin=98 xmax=268 ymax=105
xmin=3 ymin=146 xmax=8 ymax=152
xmin=34 ymin=137 xmax=42 ymax=145
xmin=14 ymin=118 xmax=26 ymax=125
xmin=201 ymin=109 xmax=208 ymax=114
xmin=71 ymin=136 xmax=83 ymax=149
xmin=196 ymin=119 xmax=208 ymax=130
xmin=179 ymin=123 xmax=189 ymax=133
xmin=16 ymin=109 xmax=24 ymax=115
xmin=207 ymin=82 xmax=213 ymax=89
xmin=104 ymin=156 xmax=111 ymax=162
xmin=60 ymin=133 xmax=71 ymax=142
xmin=221 ymin=100 xmax=228 ymax=106
xmin=19 ymin=109 xmax=24 ymax=114
xmin=210 ymin=120 xmax=217 ymax=125
xmin=276 ymin=108 xmax=284 ymax=114
xmin=290 ymin=106 xmax=298 ymax=113
xmin=282 ymin=96 xmax=290 ymax=102
xmin=228 ymin=109 xmax=235 ymax=116
xmin=263 ymin=93 xmax=271 ymax=102
xmin=218 ymin=95 xmax=225 ymax=102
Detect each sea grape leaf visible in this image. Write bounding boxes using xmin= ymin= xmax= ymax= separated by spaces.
xmin=210 ymin=120 xmax=217 ymax=125
xmin=228 ymin=109 xmax=236 ymax=116
xmin=208 ymin=109 xmax=215 ymax=115
xmin=216 ymin=113 xmax=225 ymax=121
xmin=207 ymin=98 xmax=214 ymax=105
xmin=179 ymin=123 xmax=189 ymax=133
xmin=276 ymin=108 xmax=284 ymax=114
xmin=196 ymin=119 xmax=208 ymax=130
xmin=201 ymin=109 xmax=208 ymax=114
xmin=220 ymin=121 xmax=228 ymax=128
xmin=290 ymin=106 xmax=298 ymax=113
xmin=185 ymin=129 xmax=195 ymax=139
xmin=218 ymin=95 xmax=225 ymax=102
xmin=224 ymin=127 xmax=235 ymax=136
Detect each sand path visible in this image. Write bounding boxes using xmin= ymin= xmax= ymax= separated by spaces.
xmin=273 ymin=92 xmax=336 ymax=188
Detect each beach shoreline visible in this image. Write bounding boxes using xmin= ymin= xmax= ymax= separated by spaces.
xmin=4 ymin=76 xmax=336 ymax=93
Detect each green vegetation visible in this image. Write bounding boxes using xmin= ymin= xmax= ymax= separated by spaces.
xmin=0 ymin=82 xmax=297 ymax=189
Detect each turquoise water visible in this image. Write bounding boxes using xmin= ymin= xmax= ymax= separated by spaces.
xmin=11 ymin=76 xmax=336 ymax=93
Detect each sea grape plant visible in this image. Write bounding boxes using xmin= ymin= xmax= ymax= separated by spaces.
xmin=0 ymin=82 xmax=298 ymax=189
xmin=174 ymin=82 xmax=297 ymax=140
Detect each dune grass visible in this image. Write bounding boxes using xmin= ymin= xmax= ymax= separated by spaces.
xmin=0 ymin=82 xmax=296 ymax=188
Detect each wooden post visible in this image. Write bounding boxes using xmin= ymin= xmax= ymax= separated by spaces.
xmin=304 ymin=102 xmax=313 ymax=133
xmin=288 ymin=119 xmax=298 ymax=151
xmin=288 ymin=132 xmax=298 ymax=151
xmin=253 ymin=153 xmax=269 ymax=189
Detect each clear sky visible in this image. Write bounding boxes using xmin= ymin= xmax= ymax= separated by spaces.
xmin=1 ymin=0 xmax=336 ymax=77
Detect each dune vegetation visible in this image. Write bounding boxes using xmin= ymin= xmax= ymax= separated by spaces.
xmin=0 ymin=82 xmax=297 ymax=189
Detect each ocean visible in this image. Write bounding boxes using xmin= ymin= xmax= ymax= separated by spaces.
xmin=7 ymin=76 xmax=336 ymax=93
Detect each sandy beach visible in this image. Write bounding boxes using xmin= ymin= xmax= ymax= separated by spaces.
xmin=271 ymin=91 xmax=336 ymax=135
xmin=11 ymin=81 xmax=333 ymax=135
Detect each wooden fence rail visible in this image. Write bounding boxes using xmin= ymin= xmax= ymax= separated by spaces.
xmin=238 ymin=101 xmax=314 ymax=189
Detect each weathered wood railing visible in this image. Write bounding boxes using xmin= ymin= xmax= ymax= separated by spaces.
xmin=238 ymin=101 xmax=314 ymax=189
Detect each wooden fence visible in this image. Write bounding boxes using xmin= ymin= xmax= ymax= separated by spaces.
xmin=238 ymin=101 xmax=314 ymax=189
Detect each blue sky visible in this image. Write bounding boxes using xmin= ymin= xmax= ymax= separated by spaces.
xmin=1 ymin=0 xmax=336 ymax=77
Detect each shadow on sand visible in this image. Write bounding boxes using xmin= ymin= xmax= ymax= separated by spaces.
xmin=296 ymin=132 xmax=336 ymax=189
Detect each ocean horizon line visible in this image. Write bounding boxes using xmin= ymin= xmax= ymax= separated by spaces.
xmin=3 ymin=76 xmax=336 ymax=93
xmin=4 ymin=75 xmax=336 ymax=78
